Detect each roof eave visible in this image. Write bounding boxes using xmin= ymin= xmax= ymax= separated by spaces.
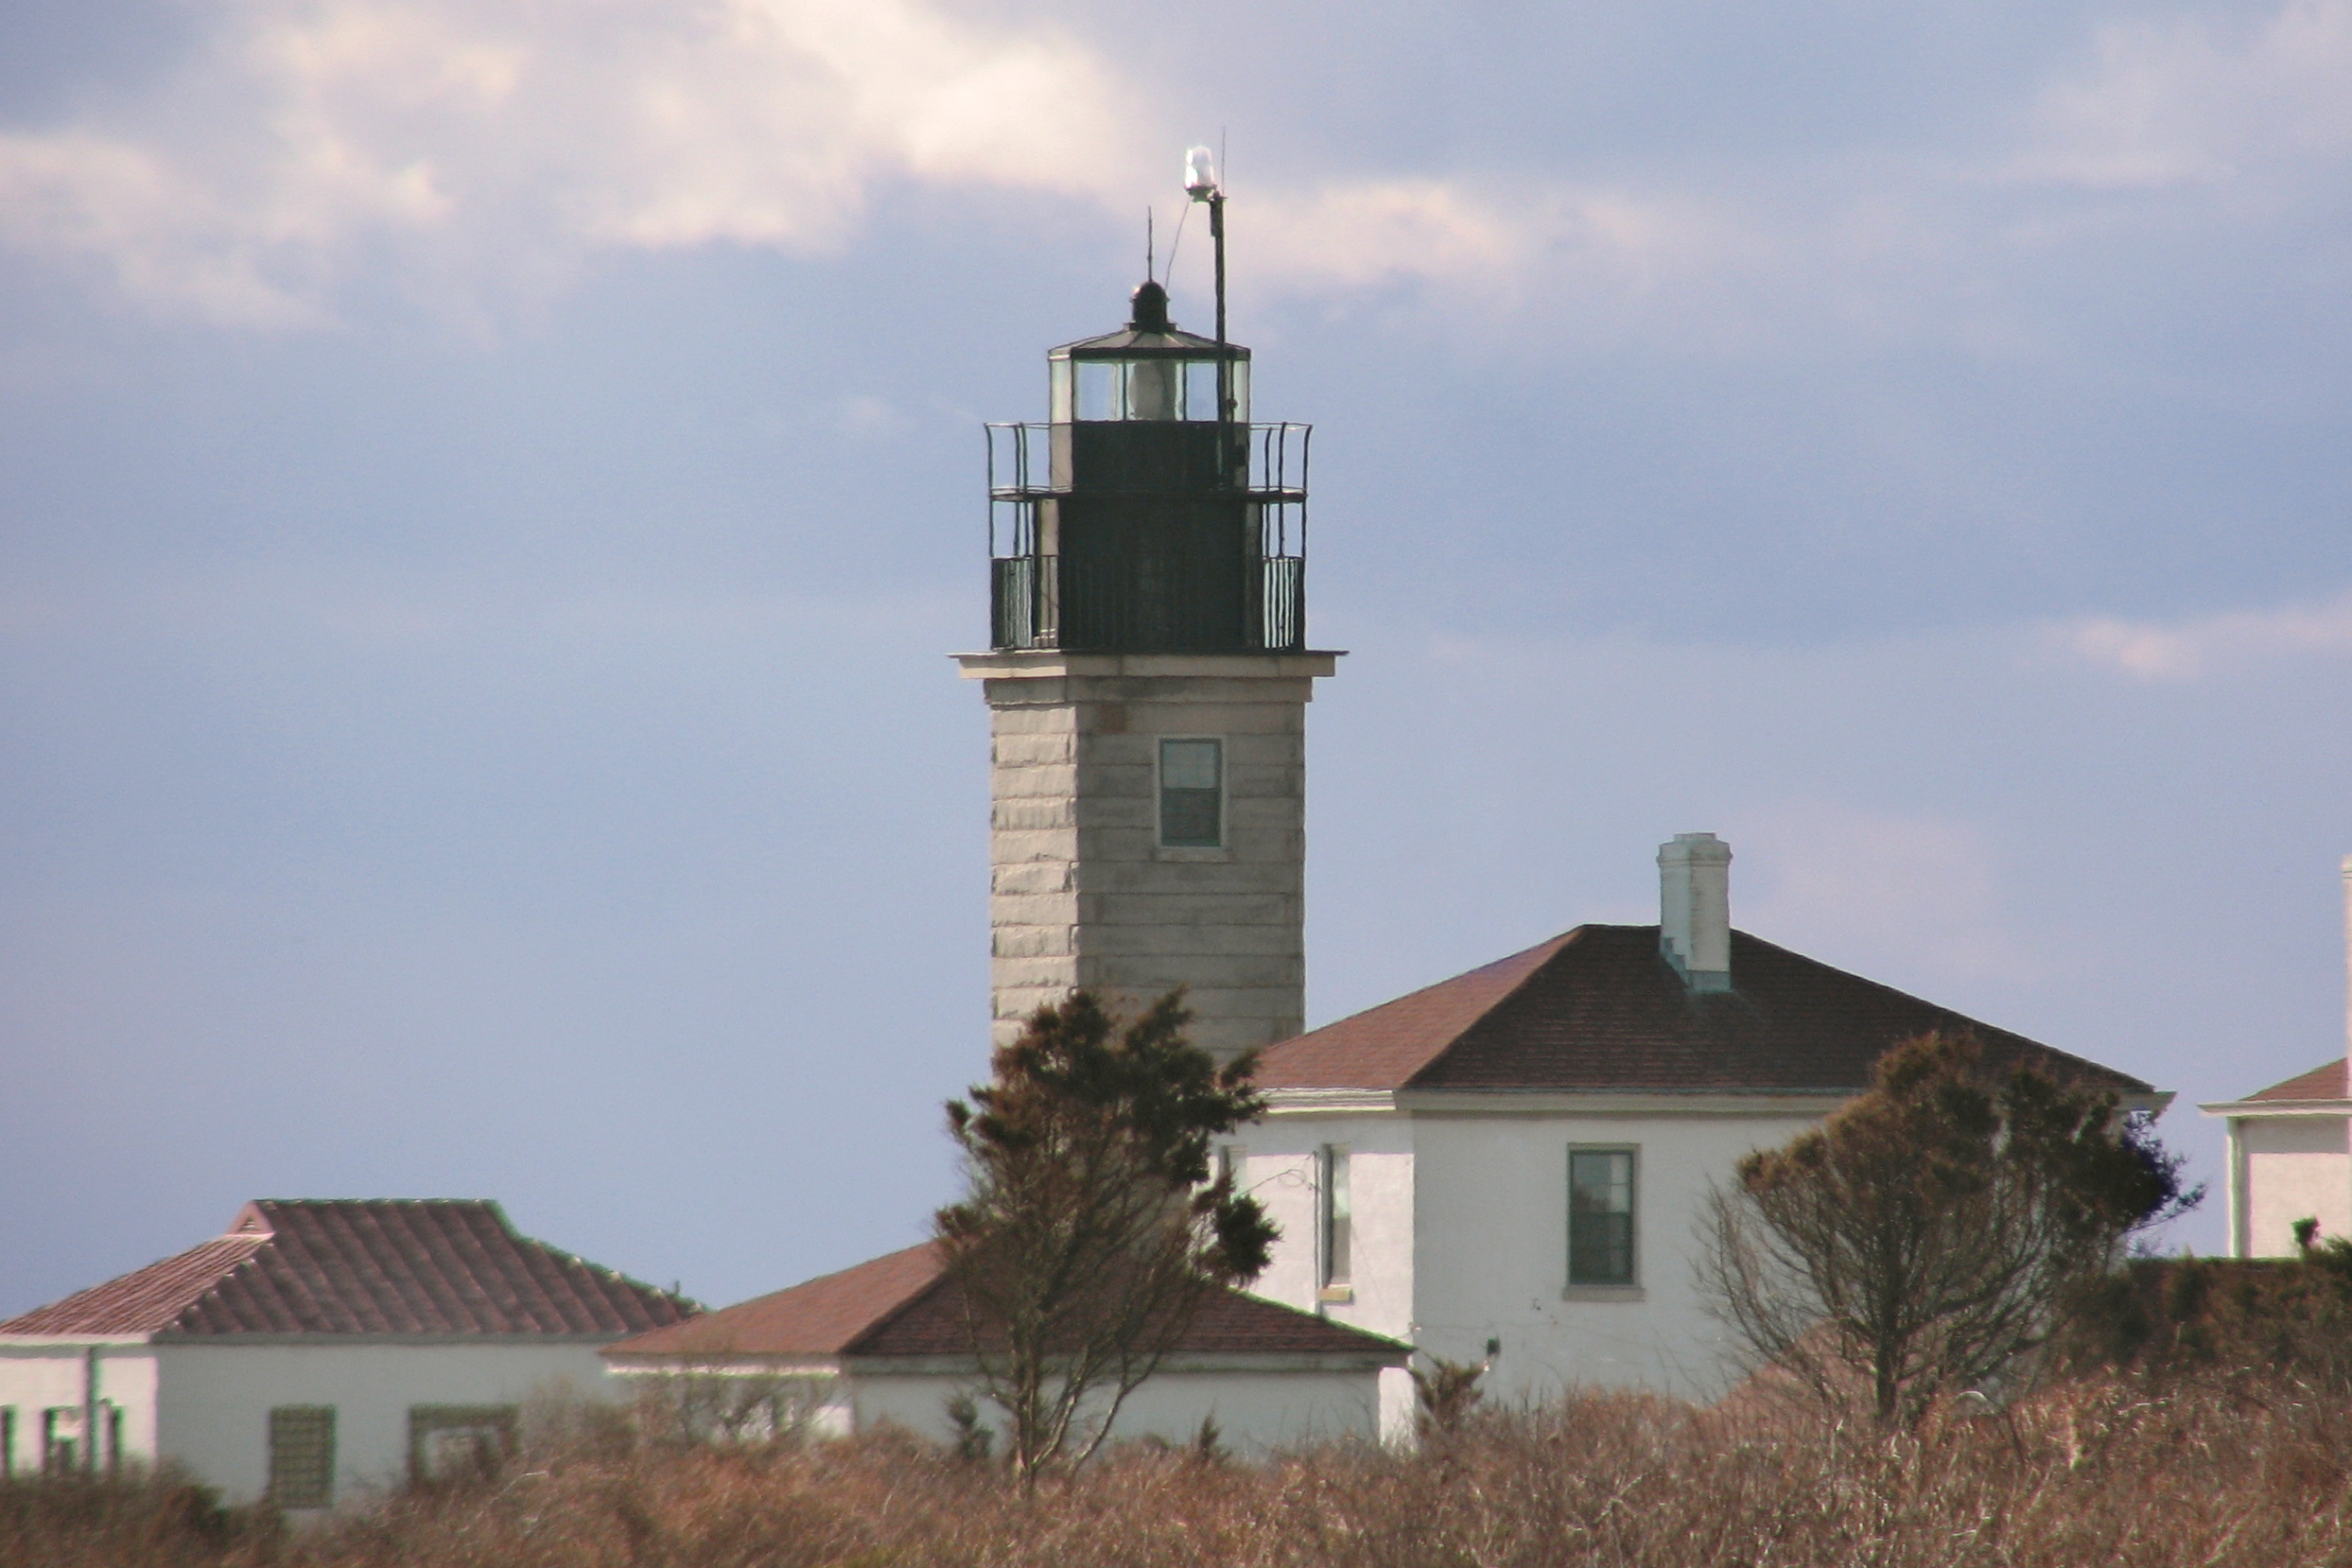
xmin=1261 ymin=1089 xmax=1402 ymax=1114
xmin=148 ymin=1331 xmax=649 ymax=1347
xmin=0 ymin=1333 xmax=159 ymax=1349
xmin=830 ymin=1349 xmax=1408 ymax=1376
xmin=2201 ymin=1098 xmax=2352 ymax=1118
xmin=605 ymin=1352 xmax=845 ymax=1376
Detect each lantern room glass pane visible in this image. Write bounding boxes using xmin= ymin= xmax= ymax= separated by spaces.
xmin=1184 ymin=360 xmax=1218 ymax=420
xmin=1075 ymin=361 xmax=1117 ymax=421
xmin=1063 ymin=355 xmax=1249 ymax=421
xmin=1124 ymin=358 xmax=1180 ymax=420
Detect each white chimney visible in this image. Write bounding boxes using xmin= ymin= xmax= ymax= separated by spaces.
xmin=1660 ymin=832 xmax=1733 ymax=993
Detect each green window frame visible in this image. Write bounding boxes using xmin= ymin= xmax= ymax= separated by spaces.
xmin=1158 ymin=738 xmax=1224 ymax=848
xmin=1568 ymin=1147 xmax=1637 ymax=1286
xmin=268 ymin=1406 xmax=336 ymax=1509
xmin=1318 ymin=1144 xmax=1352 ymax=1289
xmin=408 ymin=1404 xmax=517 ymax=1487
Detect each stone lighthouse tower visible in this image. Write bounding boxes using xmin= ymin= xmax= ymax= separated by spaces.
xmin=956 ymin=252 xmax=1334 ymax=1063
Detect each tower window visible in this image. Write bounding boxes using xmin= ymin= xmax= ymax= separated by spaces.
xmin=1158 ymin=739 xmax=1224 ymax=847
xmin=1568 ymin=1148 xmax=1637 ymax=1286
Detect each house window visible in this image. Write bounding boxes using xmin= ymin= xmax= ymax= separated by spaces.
xmin=268 ymin=1406 xmax=336 ymax=1508
xmin=2 ymin=1406 xmax=14 ymax=1477
xmin=408 ymin=1405 xmax=517 ymax=1487
xmin=41 ymin=1408 xmax=78 ymax=1474
xmin=1318 ymin=1144 xmax=1352 ymax=1295
xmin=1568 ymin=1148 xmax=1637 ymax=1286
xmin=1158 ymin=739 xmax=1223 ymax=848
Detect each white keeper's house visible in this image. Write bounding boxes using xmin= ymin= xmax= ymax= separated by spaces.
xmin=1233 ymin=840 xmax=2164 ymax=1409
xmin=0 ymin=1199 xmax=692 ymax=1506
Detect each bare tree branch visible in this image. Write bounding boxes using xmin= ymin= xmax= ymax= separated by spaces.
xmin=1699 ymin=1033 xmax=2198 ymax=1428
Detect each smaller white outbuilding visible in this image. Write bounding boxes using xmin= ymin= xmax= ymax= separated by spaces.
xmin=2201 ymin=855 xmax=2352 ymax=1258
xmin=2203 ymin=1057 xmax=2351 ymax=1256
xmin=0 ymin=1199 xmax=693 ymax=1507
xmin=602 ymin=1243 xmax=1411 ymax=1455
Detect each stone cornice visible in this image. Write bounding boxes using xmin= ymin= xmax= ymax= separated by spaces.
xmin=954 ymin=651 xmax=1342 ymax=681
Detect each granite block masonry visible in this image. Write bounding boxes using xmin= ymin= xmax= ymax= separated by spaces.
xmin=957 ymin=650 xmax=1338 ymax=1063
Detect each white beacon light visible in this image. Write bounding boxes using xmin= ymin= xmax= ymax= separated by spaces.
xmin=1184 ymin=146 xmax=1218 ymax=200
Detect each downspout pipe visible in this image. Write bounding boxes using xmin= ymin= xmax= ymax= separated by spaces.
xmin=83 ymin=1345 xmax=99 ymax=1475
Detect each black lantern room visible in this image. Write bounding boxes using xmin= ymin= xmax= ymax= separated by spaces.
xmin=987 ymin=279 xmax=1308 ymax=653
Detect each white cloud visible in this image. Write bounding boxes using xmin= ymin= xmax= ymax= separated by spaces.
xmin=1243 ymin=178 xmax=1728 ymax=302
xmin=1 ymin=0 xmax=2345 ymax=339
xmin=2021 ymin=0 xmax=2352 ymax=187
xmin=0 ymin=0 xmax=1139 ymax=324
xmin=2061 ymin=589 xmax=2352 ymax=679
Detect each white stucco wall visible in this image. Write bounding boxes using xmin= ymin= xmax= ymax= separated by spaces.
xmin=849 ymin=1363 xmax=1386 ymax=1457
xmin=0 ymin=1343 xmax=158 ymax=1475
xmin=1238 ymin=1117 xmax=1415 ymax=1336
xmin=1240 ymin=1104 xmax=1826 ymax=1406
xmin=2239 ymin=1113 xmax=2352 ymax=1257
xmin=138 ymin=1341 xmax=622 ymax=1506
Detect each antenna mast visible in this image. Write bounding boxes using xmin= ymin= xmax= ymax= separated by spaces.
xmin=1184 ymin=146 xmax=1231 ymax=421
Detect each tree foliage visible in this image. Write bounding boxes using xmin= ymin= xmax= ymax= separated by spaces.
xmin=1700 ymin=1032 xmax=2196 ymax=1427
xmin=934 ymin=990 xmax=1278 ymax=1480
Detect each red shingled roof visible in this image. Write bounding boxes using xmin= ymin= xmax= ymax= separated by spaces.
xmin=605 ymin=1244 xmax=1406 ymax=1364
xmin=1 ymin=1200 xmax=695 ymax=1340
xmin=608 ymin=1244 xmax=947 ymax=1359
xmin=2243 ymin=1058 xmax=2349 ymax=1103
xmin=1258 ymin=925 xmax=2151 ymax=1095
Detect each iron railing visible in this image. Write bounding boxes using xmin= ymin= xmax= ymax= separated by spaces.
xmin=986 ymin=422 xmax=1310 ymax=503
xmin=984 ymin=420 xmax=1310 ymax=653
xmin=991 ymin=553 xmax=1306 ymax=653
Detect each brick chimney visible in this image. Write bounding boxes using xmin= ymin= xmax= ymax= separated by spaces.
xmin=1659 ymin=832 xmax=1733 ymax=993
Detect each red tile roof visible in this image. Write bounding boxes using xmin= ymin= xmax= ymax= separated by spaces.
xmin=607 ymin=1244 xmax=948 ymax=1359
xmin=2243 ymin=1058 xmax=2349 ymax=1103
xmin=1 ymin=1200 xmax=695 ymax=1340
xmin=1258 ymin=925 xmax=2152 ymax=1095
xmin=604 ymin=1244 xmax=1406 ymax=1364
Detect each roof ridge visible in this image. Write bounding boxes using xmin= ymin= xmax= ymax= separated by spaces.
xmin=1724 ymin=929 xmax=2146 ymax=1088
xmin=1 ymin=1233 xmax=270 ymax=1336
xmin=838 ymin=1244 xmax=951 ymax=1355
xmin=1400 ymin=927 xmax=1590 ymax=1089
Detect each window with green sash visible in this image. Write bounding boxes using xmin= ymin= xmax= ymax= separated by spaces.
xmin=1568 ymin=1148 xmax=1636 ymax=1286
xmin=1158 ymin=739 xmax=1223 ymax=847
xmin=268 ymin=1406 xmax=336 ymax=1508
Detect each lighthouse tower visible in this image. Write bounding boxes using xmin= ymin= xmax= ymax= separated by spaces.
xmin=956 ymin=267 xmax=1334 ymax=1063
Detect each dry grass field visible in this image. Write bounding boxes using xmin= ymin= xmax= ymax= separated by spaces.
xmin=9 ymin=1368 xmax=2352 ymax=1568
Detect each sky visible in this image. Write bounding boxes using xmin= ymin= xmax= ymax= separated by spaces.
xmin=2 ymin=0 xmax=2348 ymax=1315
